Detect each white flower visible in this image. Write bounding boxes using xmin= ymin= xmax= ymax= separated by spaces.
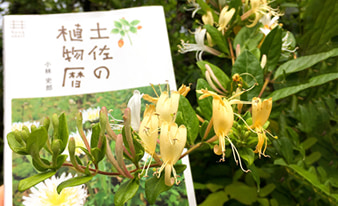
xmin=22 ymin=173 xmax=87 ymax=206
xmin=178 ymin=27 xmax=221 ymax=61
xmin=185 ymin=0 xmax=201 ymax=17
xmin=63 ymin=130 xmax=91 ymax=160
xmin=81 ymin=106 xmax=100 ymax=123
xmin=259 ymin=13 xmax=279 ymax=35
xmin=127 ymin=90 xmax=144 ymax=131
xmin=282 ymin=32 xmax=298 ymax=55
xmin=11 ymin=121 xmax=40 ymax=132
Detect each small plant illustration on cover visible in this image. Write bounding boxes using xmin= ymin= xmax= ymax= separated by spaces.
xmin=111 ymin=18 xmax=142 ymax=48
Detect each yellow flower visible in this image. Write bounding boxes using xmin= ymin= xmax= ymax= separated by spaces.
xmin=252 ymin=97 xmax=272 ymax=129
xmin=156 ymin=91 xmax=180 ymax=125
xmin=158 ymin=122 xmax=187 ymax=186
xmin=202 ymin=11 xmax=214 ymax=46
xmin=198 ymin=89 xmax=234 ymax=159
xmin=251 ymin=97 xmax=276 ymax=158
xmin=218 ymin=6 xmax=236 ymax=34
xmin=138 ymin=104 xmax=159 ymax=156
xmin=143 ymin=84 xmax=190 ymax=126
xmin=198 ymin=89 xmax=250 ymax=172
xmin=241 ymin=0 xmax=282 ymax=28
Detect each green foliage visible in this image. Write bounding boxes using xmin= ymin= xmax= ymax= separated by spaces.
xmin=18 ymin=171 xmax=56 ymax=192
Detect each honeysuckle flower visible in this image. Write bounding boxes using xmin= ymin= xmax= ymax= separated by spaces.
xmin=127 ymin=90 xmax=144 ymax=131
xmin=143 ymin=84 xmax=190 ymax=126
xmin=202 ymin=10 xmax=214 ymax=46
xmin=241 ymin=0 xmax=282 ymax=28
xmin=156 ymin=91 xmax=180 ymax=124
xmin=198 ymin=90 xmax=234 ymax=159
xmin=198 ymin=89 xmax=250 ymax=172
xmin=218 ymin=6 xmax=236 ymax=34
xmin=281 ymin=32 xmax=298 ymax=56
xmin=250 ymin=97 xmax=277 ymax=158
xmin=178 ymin=27 xmax=222 ymax=61
xmin=11 ymin=121 xmax=40 ymax=132
xmin=185 ymin=0 xmax=201 ymax=17
xmin=158 ymin=121 xmax=187 ymax=186
xmin=63 ymin=130 xmax=91 ymax=160
xmin=22 ymin=173 xmax=87 ymax=206
xmin=81 ymin=106 xmax=100 ymax=123
xmin=139 ymin=104 xmax=159 ymax=156
xmin=259 ymin=13 xmax=279 ymax=35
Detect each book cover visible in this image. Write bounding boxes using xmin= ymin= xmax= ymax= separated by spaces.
xmin=3 ymin=6 xmax=196 ymax=206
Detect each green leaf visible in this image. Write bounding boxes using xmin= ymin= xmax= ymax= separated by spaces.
xmin=199 ymin=191 xmax=228 ymax=206
xmin=57 ymin=175 xmax=93 ymax=194
xmin=130 ymin=26 xmax=137 ymax=33
xmin=90 ymin=123 xmax=101 ymax=148
xmin=18 ymin=171 xmax=56 ymax=192
xmin=145 ymin=174 xmax=171 ymax=205
xmin=32 ymin=158 xmax=50 ymax=172
xmin=304 ymin=152 xmax=322 ymax=165
xmin=26 ymin=127 xmax=48 ymax=154
xmin=258 ymin=183 xmax=276 ymax=197
xmin=268 ymin=72 xmax=338 ymax=101
xmin=174 ymin=164 xmax=187 ymax=174
xmin=130 ymin=20 xmax=140 ymax=26
xmin=56 ymin=154 xmax=68 ymax=169
xmin=239 ymin=147 xmax=255 ymax=166
xmin=301 ymin=137 xmax=317 ymax=150
xmin=233 ymin=26 xmax=263 ymax=51
xmin=224 ymin=181 xmax=258 ymax=205
xmin=196 ymin=78 xmax=213 ymax=120
xmin=114 ymin=21 xmax=122 ymax=29
xmin=300 ymin=0 xmax=338 ymax=54
xmin=7 ymin=132 xmax=28 ymax=155
xmin=260 ymin=26 xmax=282 ymax=72
xmin=204 ymin=24 xmax=229 ymax=54
xmin=274 ymin=48 xmax=338 ymax=79
xmin=176 ymin=95 xmax=199 ymax=145
xmin=120 ymin=30 xmax=125 ymax=36
xmin=120 ymin=18 xmax=130 ymax=26
xmin=111 ymin=28 xmax=120 ymax=34
xmin=287 ymin=164 xmax=338 ymax=201
xmin=232 ymin=50 xmax=264 ymax=100
xmin=114 ymin=178 xmax=139 ymax=206
xmin=248 ymin=163 xmax=261 ymax=191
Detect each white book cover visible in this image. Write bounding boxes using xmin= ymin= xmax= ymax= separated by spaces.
xmin=3 ymin=6 xmax=196 ymax=206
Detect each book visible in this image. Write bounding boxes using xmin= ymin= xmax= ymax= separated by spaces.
xmin=3 ymin=6 xmax=196 ymax=206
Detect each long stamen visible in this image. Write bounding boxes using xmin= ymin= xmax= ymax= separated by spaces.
xmin=233 ymin=113 xmax=257 ymax=133
xmin=150 ymin=84 xmax=160 ymax=98
xmin=226 ymin=136 xmax=250 ymax=173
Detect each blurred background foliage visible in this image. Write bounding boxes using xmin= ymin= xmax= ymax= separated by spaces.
xmin=0 ymin=0 xmax=337 ymax=205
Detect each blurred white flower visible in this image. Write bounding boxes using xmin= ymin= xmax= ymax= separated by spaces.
xmin=81 ymin=106 xmax=100 ymax=123
xmin=127 ymin=90 xmax=143 ymax=131
xmin=178 ymin=27 xmax=221 ymax=61
xmin=22 ymin=173 xmax=87 ymax=206
xmin=11 ymin=121 xmax=40 ymax=132
xmin=259 ymin=13 xmax=279 ymax=35
xmin=282 ymin=32 xmax=298 ymax=54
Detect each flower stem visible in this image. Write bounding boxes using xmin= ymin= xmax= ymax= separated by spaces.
xmin=258 ymin=72 xmax=272 ymax=98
